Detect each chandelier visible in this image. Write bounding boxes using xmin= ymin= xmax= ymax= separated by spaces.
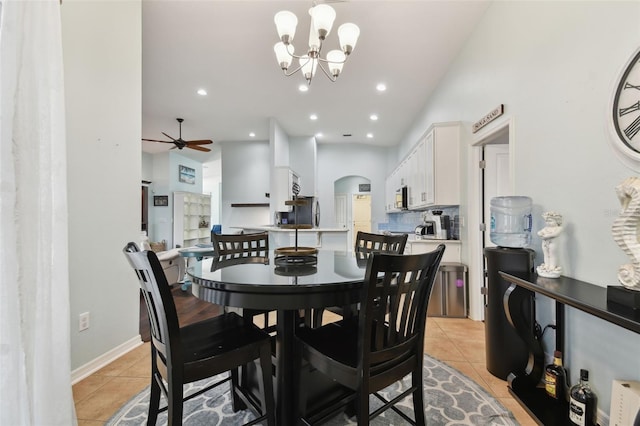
xmin=273 ymin=3 xmax=360 ymax=85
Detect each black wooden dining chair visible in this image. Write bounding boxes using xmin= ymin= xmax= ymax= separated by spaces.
xmin=295 ymin=245 xmax=445 ymax=426
xmin=123 ymin=242 xmax=275 ymax=426
xmin=304 ymin=231 xmax=409 ymax=328
xmin=354 ymin=231 xmax=408 ymax=254
xmin=211 ymin=232 xmax=276 ymax=333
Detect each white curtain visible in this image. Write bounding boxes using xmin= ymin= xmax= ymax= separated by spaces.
xmin=0 ymin=0 xmax=75 ymax=424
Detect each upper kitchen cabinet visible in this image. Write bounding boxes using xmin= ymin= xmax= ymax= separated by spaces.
xmin=385 ymin=158 xmax=409 ymax=212
xmin=272 ymin=167 xmax=300 ymax=212
xmin=413 ymin=122 xmax=461 ymax=208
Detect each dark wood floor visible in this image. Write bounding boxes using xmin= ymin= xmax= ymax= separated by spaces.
xmin=139 ymin=285 xmax=223 ymax=341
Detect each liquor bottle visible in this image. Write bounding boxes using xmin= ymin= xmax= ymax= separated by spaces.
xmin=544 ymin=350 xmax=566 ymax=401
xmin=569 ymin=369 xmax=598 ymax=426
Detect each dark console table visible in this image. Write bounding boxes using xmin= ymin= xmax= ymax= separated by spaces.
xmin=498 ymin=271 xmax=640 ymax=425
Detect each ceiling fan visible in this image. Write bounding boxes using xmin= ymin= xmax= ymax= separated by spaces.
xmin=142 ymin=118 xmax=213 ymax=152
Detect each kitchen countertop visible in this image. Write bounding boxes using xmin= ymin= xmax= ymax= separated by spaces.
xmin=231 ymin=225 xmax=348 ymax=233
xmin=408 ymin=238 xmax=461 ymax=243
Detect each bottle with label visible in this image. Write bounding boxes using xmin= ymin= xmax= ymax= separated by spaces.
xmin=544 ymin=350 xmax=566 ymax=401
xmin=569 ymin=369 xmax=597 ymax=426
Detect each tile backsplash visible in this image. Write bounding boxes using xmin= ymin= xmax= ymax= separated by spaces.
xmin=378 ymin=207 xmax=460 ymax=234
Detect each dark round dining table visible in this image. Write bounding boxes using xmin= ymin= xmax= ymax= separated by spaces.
xmin=187 ymin=249 xmax=369 ymax=426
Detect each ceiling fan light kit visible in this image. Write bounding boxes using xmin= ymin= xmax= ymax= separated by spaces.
xmin=142 ymin=118 xmax=213 ymax=152
xmin=273 ymin=3 xmax=360 ymax=85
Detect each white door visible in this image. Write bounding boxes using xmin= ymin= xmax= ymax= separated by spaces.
xmin=483 ymin=143 xmax=511 ymax=248
xmin=335 ymin=194 xmax=347 ymax=229
xmin=352 ymin=194 xmax=371 ymax=247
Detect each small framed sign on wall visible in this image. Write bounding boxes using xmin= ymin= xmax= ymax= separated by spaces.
xmin=178 ymin=165 xmax=196 ymax=184
xmin=153 ymin=195 xmax=169 ymax=206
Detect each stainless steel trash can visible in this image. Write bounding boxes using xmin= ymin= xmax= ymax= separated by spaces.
xmin=427 ymin=262 xmax=468 ymax=318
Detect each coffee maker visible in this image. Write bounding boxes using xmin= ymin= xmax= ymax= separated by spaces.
xmin=415 ymin=210 xmax=451 ymax=240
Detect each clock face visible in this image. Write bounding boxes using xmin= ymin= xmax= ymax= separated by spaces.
xmin=612 ymin=48 xmax=640 ymax=156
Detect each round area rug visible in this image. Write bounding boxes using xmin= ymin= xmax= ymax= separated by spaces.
xmin=106 ymin=354 xmax=519 ymax=425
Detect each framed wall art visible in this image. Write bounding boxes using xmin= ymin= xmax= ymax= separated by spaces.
xmin=153 ymin=195 xmax=169 ymax=206
xmin=178 ymin=165 xmax=196 ymax=184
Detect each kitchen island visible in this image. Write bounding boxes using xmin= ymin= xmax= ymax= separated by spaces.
xmin=231 ymin=225 xmax=349 ymax=251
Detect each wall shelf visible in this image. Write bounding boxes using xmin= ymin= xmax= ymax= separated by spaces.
xmin=231 ymin=203 xmax=269 ymax=208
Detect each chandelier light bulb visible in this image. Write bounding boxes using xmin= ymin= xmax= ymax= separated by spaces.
xmin=274 ymin=42 xmax=293 ymax=70
xmin=274 ymin=10 xmax=298 ymax=44
xmin=338 ymin=23 xmax=360 ymax=55
xmin=309 ymin=4 xmax=336 ymax=40
xmin=299 ymin=55 xmax=317 ymax=82
xmin=326 ymin=50 xmax=345 ymax=77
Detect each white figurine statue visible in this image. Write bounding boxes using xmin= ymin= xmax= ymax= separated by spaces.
xmin=612 ymin=177 xmax=640 ymax=291
xmin=536 ymin=211 xmax=563 ymax=278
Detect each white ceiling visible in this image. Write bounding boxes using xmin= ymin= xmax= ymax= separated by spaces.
xmin=141 ymin=0 xmax=491 ymax=162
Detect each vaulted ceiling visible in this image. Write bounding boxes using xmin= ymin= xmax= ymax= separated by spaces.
xmin=141 ymin=0 xmax=491 ymax=161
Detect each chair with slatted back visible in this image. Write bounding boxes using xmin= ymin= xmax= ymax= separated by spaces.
xmin=354 ymin=231 xmax=408 ymax=255
xmin=123 ymin=242 xmax=275 ymax=426
xmin=304 ymin=232 xmax=409 ymax=328
xmin=295 ymin=245 xmax=445 ymax=425
xmin=211 ymin=232 xmax=275 ymax=332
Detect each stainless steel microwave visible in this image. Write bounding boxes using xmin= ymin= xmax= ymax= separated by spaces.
xmin=395 ymin=186 xmax=408 ymax=210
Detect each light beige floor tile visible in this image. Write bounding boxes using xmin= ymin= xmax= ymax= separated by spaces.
xmin=72 ymin=374 xmax=116 ymax=403
xmin=453 ymin=338 xmax=486 ymax=364
xmin=94 ymin=342 xmax=148 ymax=377
xmin=424 ymin=336 xmax=467 ymax=362
xmin=75 ymin=376 xmax=149 ymax=421
xmin=119 ymin=354 xmax=151 ymax=378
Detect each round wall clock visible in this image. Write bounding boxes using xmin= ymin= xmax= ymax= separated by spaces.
xmin=611 ymin=47 xmax=640 ymax=171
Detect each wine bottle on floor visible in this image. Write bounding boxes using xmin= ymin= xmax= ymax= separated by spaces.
xmin=569 ymin=369 xmax=597 ymax=426
xmin=544 ymin=350 xmax=566 ymax=401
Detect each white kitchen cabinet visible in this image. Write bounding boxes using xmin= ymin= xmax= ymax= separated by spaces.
xmin=421 ymin=122 xmax=460 ymax=207
xmin=173 ymin=191 xmax=212 ymax=248
xmin=407 ymin=137 xmax=426 ymax=209
xmin=407 ymin=240 xmax=461 ymax=263
xmin=385 ymin=159 xmax=409 ymax=212
xmin=272 ymin=167 xmax=300 ymax=212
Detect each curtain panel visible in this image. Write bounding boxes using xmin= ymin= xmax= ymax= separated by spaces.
xmin=0 ymin=0 xmax=75 ymax=424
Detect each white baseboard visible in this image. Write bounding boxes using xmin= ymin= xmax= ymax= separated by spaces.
xmin=598 ymin=408 xmax=610 ymax=426
xmin=71 ymin=335 xmax=143 ymax=384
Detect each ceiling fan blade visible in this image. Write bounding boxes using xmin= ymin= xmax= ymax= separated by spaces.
xmin=162 ymin=132 xmax=177 ymax=141
xmin=142 ymin=138 xmax=174 ymax=144
xmin=187 ymin=144 xmax=211 ymax=152
xmin=186 ymin=139 xmax=213 ymax=145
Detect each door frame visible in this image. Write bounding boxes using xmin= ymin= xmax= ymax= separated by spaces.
xmin=467 ymin=116 xmax=515 ymax=321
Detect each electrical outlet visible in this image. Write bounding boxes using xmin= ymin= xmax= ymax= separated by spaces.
xmin=79 ymin=312 xmax=90 ymax=331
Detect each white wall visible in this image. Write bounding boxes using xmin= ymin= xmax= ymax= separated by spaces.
xmin=62 ymin=0 xmax=141 ymax=370
xmin=290 ymin=136 xmax=317 ymax=196
xmin=317 ymin=144 xmax=389 ymax=230
xmin=220 ymin=139 xmax=271 ymax=230
xmin=398 ymin=0 xmax=640 ymax=413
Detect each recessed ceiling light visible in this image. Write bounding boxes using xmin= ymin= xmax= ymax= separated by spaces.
xmin=366 ymin=133 xmax=374 ymax=138
xmin=310 ymin=114 xmax=318 ymax=120
xmin=299 ymin=85 xmax=309 ymax=92
xmin=315 ymin=132 xmax=323 ymax=138
xmin=249 ymin=132 xmax=256 ymax=138
xmin=370 ymin=114 xmax=378 ymax=121
xmin=376 ymin=83 xmax=386 ymax=92
xmin=197 ymin=88 xmax=207 ymax=96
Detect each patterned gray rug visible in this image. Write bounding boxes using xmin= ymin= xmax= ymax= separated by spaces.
xmin=106 ymin=355 xmax=519 ymax=425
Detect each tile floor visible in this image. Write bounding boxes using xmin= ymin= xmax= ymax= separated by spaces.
xmin=72 ymin=317 xmax=536 ymax=425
